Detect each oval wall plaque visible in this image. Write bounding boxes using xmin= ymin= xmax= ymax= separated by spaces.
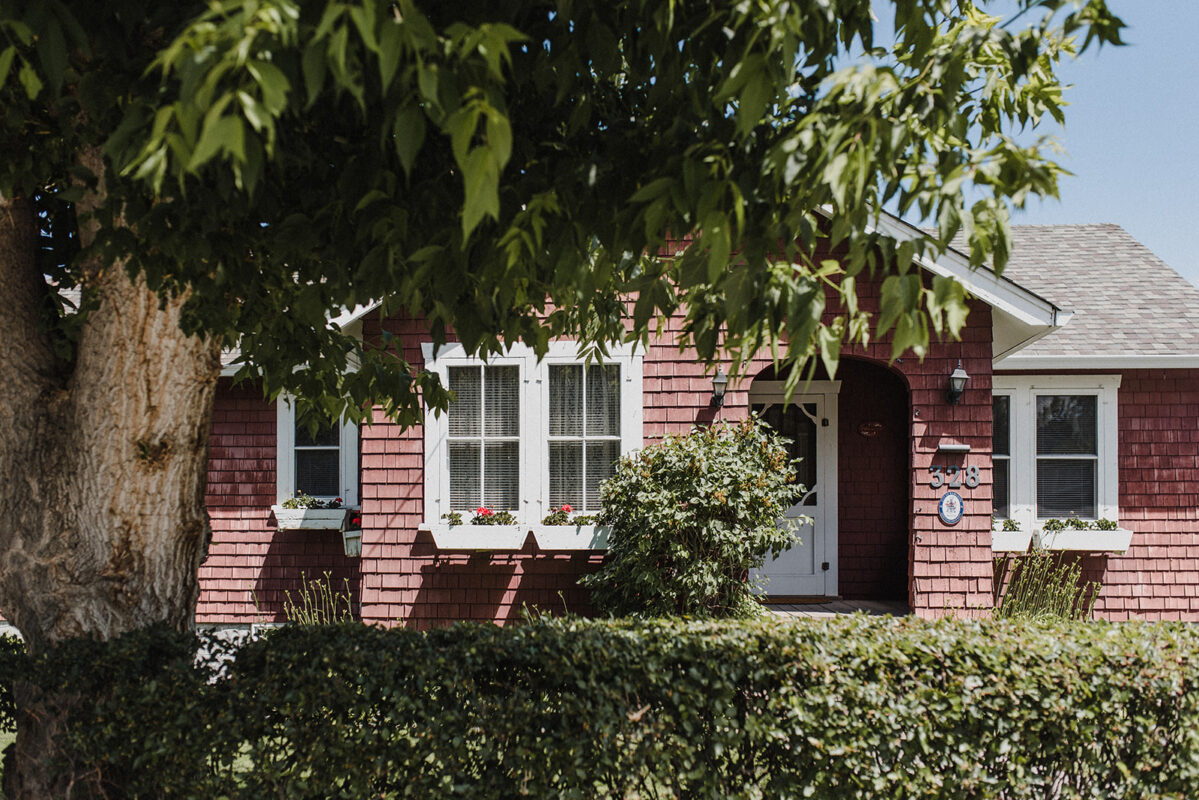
xmin=858 ymin=421 xmax=885 ymax=438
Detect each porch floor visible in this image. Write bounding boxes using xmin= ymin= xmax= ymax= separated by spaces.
xmin=763 ymin=599 xmax=909 ymax=618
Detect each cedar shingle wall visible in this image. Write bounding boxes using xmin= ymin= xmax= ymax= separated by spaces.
xmin=1088 ymin=369 xmax=1199 ymax=620
xmin=199 ymin=380 xmax=360 ymax=624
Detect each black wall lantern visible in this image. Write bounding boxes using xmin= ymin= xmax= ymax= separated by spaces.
xmin=947 ymin=360 xmax=969 ymax=405
xmin=710 ymin=367 xmax=729 ymax=408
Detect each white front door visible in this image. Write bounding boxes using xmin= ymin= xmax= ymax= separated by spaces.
xmin=749 ymin=381 xmax=839 ymax=597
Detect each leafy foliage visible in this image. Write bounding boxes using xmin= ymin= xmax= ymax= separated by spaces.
xmin=581 ymin=418 xmax=802 ymax=618
xmin=282 ymin=571 xmax=356 ymax=625
xmin=3 ymin=617 xmax=1198 ymax=798
xmin=0 ymin=1 xmax=1125 ymax=427
xmin=280 ymin=492 xmax=342 ymax=509
xmin=994 ymin=548 xmax=1100 ymax=621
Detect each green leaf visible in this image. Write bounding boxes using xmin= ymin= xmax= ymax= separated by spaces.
xmin=17 ymin=59 xmax=42 ymax=99
xmin=34 ymin=16 xmax=67 ymax=94
xmin=0 ymin=47 xmax=16 ymax=87
xmin=246 ymin=60 xmax=290 ymax=116
xmin=393 ymin=104 xmax=426 ymax=175
xmin=302 ymin=42 xmax=327 ymax=106
xmin=460 ymin=147 xmax=499 ymax=239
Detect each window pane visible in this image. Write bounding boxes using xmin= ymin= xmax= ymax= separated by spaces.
xmin=1037 ymin=395 xmax=1097 ymax=455
xmin=586 ymin=364 xmax=621 ymax=436
xmin=549 ymin=441 xmax=583 ymax=509
xmin=992 ymin=396 xmax=1010 ymax=457
xmin=1037 ymin=459 xmax=1097 ymax=518
xmin=448 ymin=367 xmax=481 ymax=436
xmin=585 ymin=440 xmax=620 ymax=511
xmin=296 ymin=450 xmax=339 ymax=496
xmin=295 ymin=417 xmax=339 ymax=447
xmin=483 ymin=442 xmax=520 ymax=511
xmin=484 ymin=366 xmax=520 ymax=437
xmin=993 ymin=459 xmax=1010 ymax=519
xmin=449 ymin=442 xmax=481 ymax=510
xmin=549 ymin=365 xmax=583 ymax=437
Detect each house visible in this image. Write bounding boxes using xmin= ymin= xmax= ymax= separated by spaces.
xmin=199 ymin=218 xmax=1199 ymax=627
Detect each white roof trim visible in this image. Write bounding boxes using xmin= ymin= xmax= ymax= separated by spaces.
xmin=995 ymin=354 xmax=1199 ymax=371
xmin=220 ymin=303 xmax=380 ymax=377
xmin=867 ymin=212 xmax=1070 ymax=329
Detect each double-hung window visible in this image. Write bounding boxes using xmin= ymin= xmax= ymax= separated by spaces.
xmin=276 ymin=397 xmax=360 ymax=505
xmin=991 ymin=376 xmax=1120 ymax=532
xmin=423 ymin=342 xmax=642 ymax=529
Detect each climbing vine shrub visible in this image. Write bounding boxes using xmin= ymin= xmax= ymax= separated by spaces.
xmin=2 ymin=618 xmax=1198 ymax=799
xmin=581 ymin=417 xmax=803 ymax=618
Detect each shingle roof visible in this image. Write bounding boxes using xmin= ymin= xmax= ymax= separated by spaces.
xmin=961 ymin=224 xmax=1199 ymax=359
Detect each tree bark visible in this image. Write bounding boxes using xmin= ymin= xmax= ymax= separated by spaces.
xmin=0 ymin=158 xmax=222 ymax=796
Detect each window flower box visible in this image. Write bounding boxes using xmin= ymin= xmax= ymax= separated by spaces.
xmin=1034 ymin=527 xmax=1133 ymax=552
xmin=535 ymin=525 xmax=612 ymax=551
xmin=272 ymin=506 xmax=349 ymax=531
xmin=990 ymin=529 xmax=1032 ymax=553
xmin=341 ymin=528 xmax=362 ymax=558
xmin=427 ymin=525 xmax=529 ymax=551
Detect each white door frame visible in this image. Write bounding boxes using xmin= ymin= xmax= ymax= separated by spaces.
xmin=748 ymin=380 xmax=840 ymax=597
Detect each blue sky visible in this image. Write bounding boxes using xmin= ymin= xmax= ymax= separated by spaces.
xmin=994 ymin=1 xmax=1199 ymax=286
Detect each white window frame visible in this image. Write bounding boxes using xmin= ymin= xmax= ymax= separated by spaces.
xmin=276 ymin=395 xmax=359 ymax=507
xmin=421 ymin=341 xmax=643 ymax=530
xmin=992 ymin=375 xmax=1120 ymax=533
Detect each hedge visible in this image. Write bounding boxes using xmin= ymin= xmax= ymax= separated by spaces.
xmin=3 ymin=617 xmax=1198 ymax=798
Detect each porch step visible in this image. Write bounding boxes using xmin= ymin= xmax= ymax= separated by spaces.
xmin=764 ymin=599 xmax=910 ymax=617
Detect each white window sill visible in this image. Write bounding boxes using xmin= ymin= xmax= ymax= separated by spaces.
xmin=1033 ymin=527 xmax=1134 ymax=553
xmin=420 ymin=524 xmax=612 ymax=551
xmin=991 ymin=530 xmax=1033 ymax=553
xmin=272 ymin=506 xmax=349 ymax=531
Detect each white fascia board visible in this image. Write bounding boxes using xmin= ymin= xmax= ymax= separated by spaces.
xmin=995 ymin=354 xmax=1199 ymax=371
xmin=220 ymin=304 xmax=378 ymax=377
xmin=866 ymin=212 xmax=1069 ymax=329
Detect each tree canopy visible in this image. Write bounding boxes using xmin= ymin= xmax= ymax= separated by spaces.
xmin=0 ymin=0 xmax=1123 ymax=423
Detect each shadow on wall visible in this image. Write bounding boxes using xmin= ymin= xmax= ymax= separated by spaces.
xmin=407 ymin=547 xmax=602 ymax=629
xmin=252 ymin=529 xmax=362 ymax=621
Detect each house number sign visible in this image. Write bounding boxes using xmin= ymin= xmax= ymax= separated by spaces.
xmin=938 ymin=491 xmax=964 ymax=525
xmin=928 ymin=465 xmax=979 ymax=489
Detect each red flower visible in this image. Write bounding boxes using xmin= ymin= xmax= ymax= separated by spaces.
xmin=561 ymin=504 xmax=573 ymax=514
xmin=335 ymin=497 xmax=343 ymax=503
xmin=476 ymin=507 xmax=493 ymax=516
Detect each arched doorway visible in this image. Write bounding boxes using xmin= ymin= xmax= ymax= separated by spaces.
xmin=749 ymin=358 xmax=910 ymax=601
xmin=834 ymin=358 xmax=910 ymax=600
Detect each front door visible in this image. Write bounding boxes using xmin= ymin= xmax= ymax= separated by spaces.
xmin=749 ymin=381 xmax=839 ymax=597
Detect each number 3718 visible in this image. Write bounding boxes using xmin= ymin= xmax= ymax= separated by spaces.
xmin=929 ymin=465 xmax=980 ymax=489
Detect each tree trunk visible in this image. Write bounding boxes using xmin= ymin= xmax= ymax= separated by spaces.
xmin=0 ymin=167 xmax=222 ymax=795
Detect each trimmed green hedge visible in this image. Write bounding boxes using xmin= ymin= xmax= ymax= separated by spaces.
xmin=3 ymin=617 xmax=1198 ymax=798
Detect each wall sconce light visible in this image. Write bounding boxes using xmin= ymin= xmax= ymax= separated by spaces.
xmin=710 ymin=367 xmax=729 ymax=408
xmin=947 ymin=360 xmax=969 ymax=405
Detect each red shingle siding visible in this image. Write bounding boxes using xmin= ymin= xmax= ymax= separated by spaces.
xmin=198 ymin=380 xmax=360 ymax=625
xmin=1094 ymin=370 xmax=1199 ymax=620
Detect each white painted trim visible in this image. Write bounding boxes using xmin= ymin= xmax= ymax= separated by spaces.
xmin=426 ymin=525 xmax=530 ymax=550
xmin=990 ymin=530 xmax=1032 ymax=552
xmin=271 ymin=506 xmax=349 ymax=531
xmin=991 ymin=375 xmax=1120 ymax=533
xmin=1034 ymin=527 xmax=1134 ymax=552
xmin=748 ymin=381 xmax=840 ymax=597
xmin=422 ymin=342 xmax=643 ymax=531
xmin=276 ymin=396 xmax=359 ymax=506
xmin=866 ymin=212 xmax=1069 ymax=329
xmin=534 ymin=525 xmax=613 ymax=550
xmin=996 ymin=354 xmax=1199 ymax=370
